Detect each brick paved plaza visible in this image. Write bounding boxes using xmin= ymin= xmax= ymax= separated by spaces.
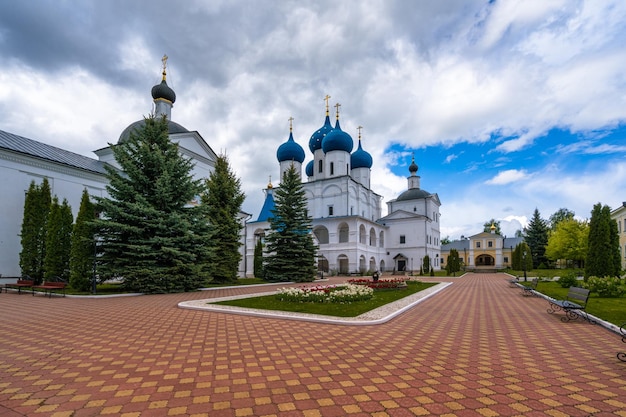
xmin=1 ymin=273 xmax=625 ymax=416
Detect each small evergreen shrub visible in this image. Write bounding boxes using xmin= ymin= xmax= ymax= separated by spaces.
xmin=557 ymin=272 xmax=578 ymax=288
xmin=582 ymin=276 xmax=624 ymax=297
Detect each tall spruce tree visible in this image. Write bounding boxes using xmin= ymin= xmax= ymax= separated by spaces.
xmin=95 ymin=115 xmax=213 ymax=293
xmin=264 ymin=165 xmax=317 ymax=282
xmin=19 ymin=178 xmax=51 ymax=284
xmin=43 ymin=197 xmax=73 ymax=281
xmin=202 ymin=154 xmax=245 ymax=283
xmin=585 ymin=203 xmax=620 ymax=278
xmin=524 ymin=208 xmax=549 ymax=268
xmin=70 ymin=189 xmax=96 ymax=291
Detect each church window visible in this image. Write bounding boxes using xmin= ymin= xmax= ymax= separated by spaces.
xmin=400 ymin=235 xmax=406 ymax=244
xmin=338 ymin=223 xmax=349 ymax=243
xmin=318 ymin=160 xmax=323 ymax=173
xmin=476 ymin=242 xmax=481 ymax=248
xmin=413 ymin=207 xmax=416 ymax=212
xmin=330 ymin=162 xmax=334 ymax=175
xmin=488 ymin=241 xmax=493 ymax=248
xmin=328 ymin=206 xmax=334 ymax=216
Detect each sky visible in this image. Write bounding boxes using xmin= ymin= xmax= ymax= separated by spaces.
xmin=1 ymin=0 xmax=625 ymax=240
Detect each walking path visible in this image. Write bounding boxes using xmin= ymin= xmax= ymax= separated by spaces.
xmin=1 ymin=273 xmax=624 ymax=416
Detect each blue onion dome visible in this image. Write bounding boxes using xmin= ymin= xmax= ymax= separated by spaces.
xmin=277 ymin=131 xmax=305 ymax=163
xmin=309 ymin=115 xmax=332 ymax=153
xmin=351 ymin=140 xmax=373 ymax=169
xmin=322 ymin=119 xmax=353 ymax=153
xmin=305 ymin=160 xmax=314 ymax=177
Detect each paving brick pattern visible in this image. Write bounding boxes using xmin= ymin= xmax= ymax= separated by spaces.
xmin=1 ymin=273 xmax=625 ymax=416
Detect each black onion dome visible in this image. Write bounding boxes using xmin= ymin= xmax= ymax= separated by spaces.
xmin=151 ymin=79 xmax=176 ymax=103
xmin=409 ymin=158 xmax=418 ymax=174
xmin=118 ymin=119 xmax=189 ymax=143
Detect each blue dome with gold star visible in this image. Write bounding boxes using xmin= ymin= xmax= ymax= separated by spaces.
xmin=309 ymin=115 xmax=332 ymax=153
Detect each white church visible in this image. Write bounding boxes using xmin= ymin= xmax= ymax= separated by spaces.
xmin=0 ymin=60 xmax=441 ymax=281
xmin=244 ymin=100 xmax=442 ymax=276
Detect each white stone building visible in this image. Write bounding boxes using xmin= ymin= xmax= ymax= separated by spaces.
xmin=245 ymin=102 xmax=442 ymax=276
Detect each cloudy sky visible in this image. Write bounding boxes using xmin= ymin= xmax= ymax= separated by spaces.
xmin=1 ymin=0 xmax=625 ymax=240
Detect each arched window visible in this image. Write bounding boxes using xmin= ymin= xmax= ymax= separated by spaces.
xmin=318 ymin=160 xmax=323 ymax=173
xmin=313 ymin=226 xmax=329 ymax=244
xmin=359 ymin=225 xmax=366 ymax=244
xmin=369 ymin=228 xmax=376 ymax=246
xmin=379 ymin=231 xmax=384 ymax=247
xmin=338 ymin=223 xmax=349 ymax=243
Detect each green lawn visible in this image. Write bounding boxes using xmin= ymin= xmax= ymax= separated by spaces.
xmin=521 ymin=280 xmax=626 ymax=326
xmin=212 ymin=281 xmax=438 ymax=317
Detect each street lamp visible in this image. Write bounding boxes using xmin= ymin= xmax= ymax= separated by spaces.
xmin=523 ymin=250 xmax=527 ymax=282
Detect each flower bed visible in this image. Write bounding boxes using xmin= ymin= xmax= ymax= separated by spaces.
xmin=276 ymin=284 xmax=373 ymax=303
xmin=348 ymin=278 xmax=408 ymax=290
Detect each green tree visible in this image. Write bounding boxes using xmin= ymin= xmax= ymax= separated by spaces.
xmin=445 ymin=249 xmax=461 ymax=276
xmin=253 ymin=239 xmax=264 ymax=278
xmin=524 ymin=208 xmax=549 ymax=268
xmin=512 ymin=242 xmax=532 ymax=272
xmin=263 ymin=165 xmax=317 ymax=282
xmin=95 ymin=115 xmax=213 ymax=293
xmin=441 ymin=236 xmax=451 ymax=245
xmin=549 ymin=208 xmax=575 ymax=231
xmin=422 ymin=255 xmax=431 ymax=274
xmin=201 ymin=154 xmax=245 ymax=283
xmin=545 ymin=219 xmax=588 ymax=268
xmin=70 ymin=189 xmax=96 ymax=292
xmin=585 ymin=203 xmax=620 ymax=278
xmin=483 ymin=219 xmax=501 ymax=234
xmin=43 ymin=197 xmax=73 ymax=281
xmin=19 ymin=178 xmax=51 ymax=284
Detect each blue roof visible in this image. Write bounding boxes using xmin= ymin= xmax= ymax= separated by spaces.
xmin=256 ymin=191 xmax=276 ymax=221
xmin=322 ymin=119 xmax=353 ymax=153
xmin=277 ymin=132 xmax=305 ymax=163
xmin=305 ymin=160 xmax=314 ymax=177
xmin=309 ymin=115 xmax=332 ymax=153
xmin=0 ymin=129 xmax=108 ymax=175
xmin=351 ymin=140 xmax=372 ymax=169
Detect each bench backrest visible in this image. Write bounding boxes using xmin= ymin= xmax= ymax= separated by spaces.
xmin=567 ymin=287 xmax=590 ymax=306
xmin=16 ymin=280 xmax=34 ymax=285
xmin=42 ymin=282 xmax=66 ymax=288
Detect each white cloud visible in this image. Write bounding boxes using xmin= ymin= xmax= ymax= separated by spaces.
xmin=485 ymin=169 xmax=529 ymax=185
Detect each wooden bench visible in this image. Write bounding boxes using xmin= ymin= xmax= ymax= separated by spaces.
xmin=547 ymin=286 xmax=592 ymax=322
xmin=520 ymin=278 xmax=538 ymax=296
xmin=32 ymin=281 xmax=67 ymax=298
xmin=3 ymin=279 xmax=35 ymax=294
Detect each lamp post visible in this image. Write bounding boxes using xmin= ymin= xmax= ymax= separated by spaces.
xmin=523 ymin=250 xmax=527 ymax=282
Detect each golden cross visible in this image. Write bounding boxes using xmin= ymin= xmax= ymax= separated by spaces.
xmin=288 ymin=116 xmax=294 ymax=132
xmin=357 ymin=126 xmax=363 ymax=140
xmin=161 ymin=54 xmax=168 ymax=80
xmin=324 ymin=95 xmax=331 ymax=115
xmin=334 ymin=102 xmax=341 ymax=120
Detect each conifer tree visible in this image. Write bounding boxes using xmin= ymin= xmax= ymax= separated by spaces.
xmin=95 ymin=115 xmax=213 ymax=293
xmin=423 ymin=255 xmax=430 ymax=274
xmin=19 ymin=178 xmax=51 ymax=284
xmin=44 ymin=197 xmax=73 ymax=281
xmin=70 ymin=189 xmax=96 ymax=292
xmin=253 ymin=239 xmax=264 ymax=278
xmin=264 ymin=165 xmax=317 ymax=282
xmin=202 ymin=154 xmax=245 ymax=283
xmin=483 ymin=219 xmax=502 ymax=234
xmin=445 ymin=249 xmax=461 ymax=276
xmin=524 ymin=208 xmax=549 ymax=268
xmin=585 ymin=203 xmax=620 ymax=278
